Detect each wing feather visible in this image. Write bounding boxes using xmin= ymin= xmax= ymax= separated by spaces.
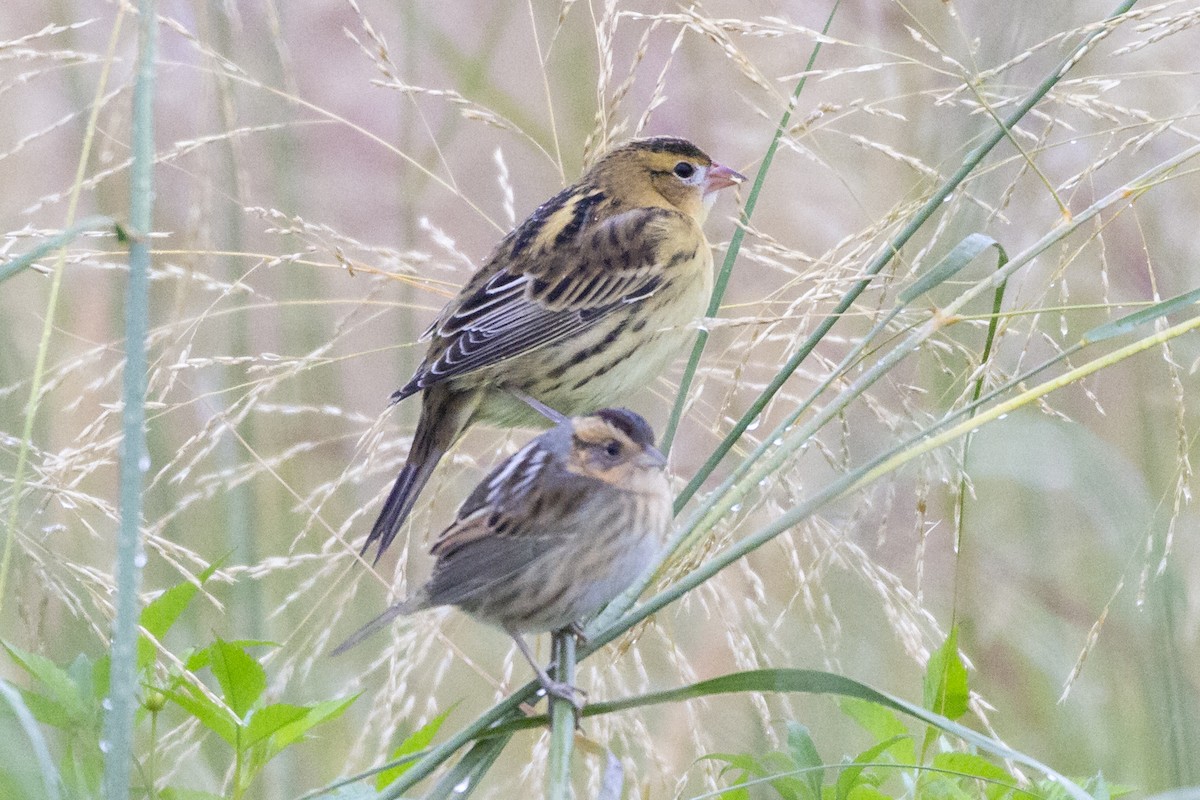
xmin=395 ymin=205 xmax=691 ymax=399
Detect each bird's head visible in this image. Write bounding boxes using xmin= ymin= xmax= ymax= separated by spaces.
xmin=566 ymin=407 xmax=668 ymax=488
xmin=589 ymin=136 xmax=745 ymax=222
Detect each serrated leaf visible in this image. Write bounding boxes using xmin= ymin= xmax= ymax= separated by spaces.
xmin=786 ymin=722 xmax=823 ymax=800
xmin=924 ymin=627 xmax=969 ymax=720
xmin=244 ymin=704 xmax=310 ymax=748
xmin=185 ymin=640 xmax=276 ymax=674
xmin=138 ymin=563 xmax=219 ymax=671
xmin=268 ymin=695 xmax=357 ymax=754
xmin=375 ymin=708 xmax=452 ymax=789
xmin=209 ymin=639 xmax=265 ymax=719
xmin=163 ymin=685 xmax=237 ymax=746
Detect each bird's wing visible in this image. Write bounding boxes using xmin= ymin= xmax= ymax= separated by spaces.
xmin=422 ymin=432 xmax=621 ymax=606
xmin=393 ymin=205 xmax=692 ymax=400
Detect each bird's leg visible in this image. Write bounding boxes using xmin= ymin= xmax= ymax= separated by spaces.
xmin=565 ymin=621 xmax=589 ymax=645
xmin=507 ymin=387 xmax=569 ymax=425
xmin=508 ymin=629 xmax=586 ymax=717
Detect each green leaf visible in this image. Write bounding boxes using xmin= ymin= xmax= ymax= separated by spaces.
xmin=838 ymin=698 xmax=915 ymax=767
xmin=924 ymin=628 xmax=969 ymax=720
xmin=269 ymin=695 xmax=357 ymax=753
xmin=163 ymin=685 xmax=237 ymax=746
xmin=1082 ymin=286 xmax=1200 ymax=343
xmin=160 ymin=788 xmax=227 ymax=800
xmin=487 ymin=668 xmax=1090 ymax=800
xmin=184 ymin=639 xmax=275 ymax=674
xmin=2 ymin=641 xmax=87 ymax=725
xmin=931 ymin=752 xmax=1015 ymax=800
xmin=786 ymin=722 xmax=823 ymax=800
xmin=209 ymin=639 xmax=266 ymax=719
xmin=375 ymin=709 xmax=452 ymax=790
xmin=244 ymin=704 xmax=310 ymax=748
xmin=898 ymin=234 xmax=1005 ymax=304
xmin=918 ymin=773 xmax=973 ymax=800
xmin=834 ymin=735 xmax=911 ymax=800
xmin=138 ymin=564 xmax=220 ymax=671
xmin=846 ymin=785 xmax=892 ymax=800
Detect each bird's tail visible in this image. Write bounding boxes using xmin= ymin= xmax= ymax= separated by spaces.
xmin=360 ymin=385 xmax=476 ymax=563
xmin=329 ymin=595 xmax=425 ymax=657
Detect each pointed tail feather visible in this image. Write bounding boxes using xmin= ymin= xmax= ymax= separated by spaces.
xmin=361 ymin=452 xmax=441 ymax=563
xmin=329 ymin=597 xmax=422 ymax=657
xmin=360 ymin=385 xmax=477 ymax=563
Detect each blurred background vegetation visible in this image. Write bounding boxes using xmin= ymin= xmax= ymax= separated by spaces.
xmin=2 ymin=0 xmax=1198 ymax=797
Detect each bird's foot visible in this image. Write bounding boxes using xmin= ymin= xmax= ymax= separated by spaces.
xmin=540 ymin=678 xmax=587 ymax=728
xmin=565 ymin=621 xmax=589 ymax=645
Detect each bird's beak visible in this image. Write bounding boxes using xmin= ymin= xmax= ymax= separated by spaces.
xmin=640 ymin=445 xmax=668 ymax=470
xmin=703 ymin=162 xmax=747 ymax=194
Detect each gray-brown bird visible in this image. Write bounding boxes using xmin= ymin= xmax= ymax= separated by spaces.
xmin=336 ymin=408 xmax=673 ymax=708
xmin=362 ymin=136 xmax=743 ymax=562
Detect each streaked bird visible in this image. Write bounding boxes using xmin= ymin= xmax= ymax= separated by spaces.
xmin=336 ymin=408 xmax=673 ymax=709
xmin=362 ymin=136 xmax=743 ymax=562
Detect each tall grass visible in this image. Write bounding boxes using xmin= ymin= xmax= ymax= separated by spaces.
xmin=2 ymin=1 xmax=1199 ymax=797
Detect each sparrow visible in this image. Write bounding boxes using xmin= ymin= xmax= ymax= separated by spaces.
xmin=335 ymin=408 xmax=673 ymax=710
xmin=362 ymin=136 xmax=743 ymax=562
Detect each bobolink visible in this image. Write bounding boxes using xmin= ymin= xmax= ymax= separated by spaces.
xmin=363 ymin=136 xmax=743 ymax=562
xmin=335 ymin=408 xmax=673 ymax=708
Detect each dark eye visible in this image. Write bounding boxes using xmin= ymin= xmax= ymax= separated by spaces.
xmin=603 ymin=440 xmax=622 ymax=458
xmin=672 ymin=161 xmax=695 ymax=179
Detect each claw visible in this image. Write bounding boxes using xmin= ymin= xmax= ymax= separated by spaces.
xmin=541 ymin=679 xmax=586 ymax=728
xmin=565 ymin=622 xmax=589 ymax=645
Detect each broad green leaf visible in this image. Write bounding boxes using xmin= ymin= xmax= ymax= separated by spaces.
xmin=244 ymin=704 xmax=310 ymax=748
xmin=838 ymin=698 xmax=914 ymax=765
xmin=269 ymin=695 xmax=358 ymax=753
xmin=786 ymin=722 xmax=823 ymax=800
xmin=184 ymin=639 xmax=275 ymax=674
xmin=10 ymin=687 xmax=74 ymax=730
xmin=138 ymin=563 xmax=220 ymax=670
xmin=163 ymin=685 xmax=237 ymax=746
xmin=1 ymin=642 xmax=86 ymax=725
xmin=932 ymin=752 xmax=1015 ymax=800
xmin=209 ymin=639 xmax=266 ymax=718
xmin=924 ymin=628 xmax=969 ymax=720
xmin=835 ymin=735 xmax=911 ymax=800
xmin=375 ymin=709 xmax=452 ymax=790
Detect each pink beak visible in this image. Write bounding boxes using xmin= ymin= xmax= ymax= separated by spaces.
xmin=704 ymin=162 xmax=747 ymax=194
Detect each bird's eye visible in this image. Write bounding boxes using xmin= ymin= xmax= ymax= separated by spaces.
xmin=672 ymin=161 xmax=696 ymax=179
xmin=603 ymin=440 xmax=622 ymax=458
